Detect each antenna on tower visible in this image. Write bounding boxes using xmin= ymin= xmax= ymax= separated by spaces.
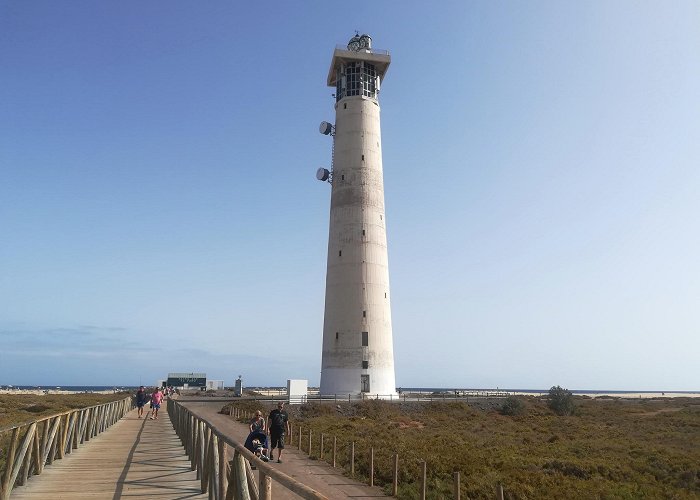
xmin=316 ymin=167 xmax=331 ymax=183
xmin=316 ymin=121 xmax=334 ymax=184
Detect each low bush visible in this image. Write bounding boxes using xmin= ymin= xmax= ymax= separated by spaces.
xmin=548 ymin=385 xmax=575 ymax=415
xmin=501 ymin=396 xmax=525 ymax=416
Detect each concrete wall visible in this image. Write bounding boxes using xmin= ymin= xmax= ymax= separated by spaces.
xmin=320 ymin=92 xmax=396 ymax=397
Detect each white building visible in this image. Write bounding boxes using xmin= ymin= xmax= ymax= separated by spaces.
xmin=317 ymin=34 xmax=397 ymax=397
xmin=206 ymin=380 xmax=224 ymax=391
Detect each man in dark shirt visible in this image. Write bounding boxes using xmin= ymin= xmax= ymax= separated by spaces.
xmin=135 ymin=386 xmax=148 ymax=418
xmin=267 ymin=402 xmax=290 ymax=463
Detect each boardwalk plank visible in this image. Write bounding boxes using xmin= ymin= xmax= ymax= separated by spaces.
xmin=10 ymin=408 xmax=207 ymax=500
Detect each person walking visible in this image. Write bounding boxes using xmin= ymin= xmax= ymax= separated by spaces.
xmin=150 ymin=387 xmax=163 ymax=420
xmin=267 ymin=402 xmax=290 ymax=463
xmin=135 ymin=386 xmax=148 ymax=418
xmin=249 ymin=411 xmax=266 ymax=433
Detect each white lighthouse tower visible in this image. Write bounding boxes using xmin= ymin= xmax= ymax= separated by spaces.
xmin=317 ymin=34 xmax=396 ymax=397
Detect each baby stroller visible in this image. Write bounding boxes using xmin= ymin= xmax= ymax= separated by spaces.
xmin=244 ymin=430 xmax=270 ymax=462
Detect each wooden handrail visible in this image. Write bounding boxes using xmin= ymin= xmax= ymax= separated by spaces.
xmin=0 ymin=396 xmax=133 ymax=500
xmin=168 ymin=399 xmax=328 ymax=500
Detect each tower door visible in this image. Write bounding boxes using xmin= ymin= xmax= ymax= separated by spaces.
xmin=361 ymin=374 xmax=370 ymax=393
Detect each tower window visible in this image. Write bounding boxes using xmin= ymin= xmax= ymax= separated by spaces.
xmin=341 ymin=175 xmax=345 ymax=180
xmin=361 ymin=331 xmax=368 ymax=346
xmin=362 ymin=360 xmax=369 ymax=369
xmin=362 ymin=310 xmax=366 ymax=318
xmin=362 ymin=154 xmax=365 ymax=161
xmin=344 ymin=103 xmax=347 ymax=109
xmin=336 ymin=332 xmax=339 ymax=340
xmin=339 ymin=250 xmax=342 ymax=257
xmin=362 ymin=229 xmax=365 ymax=236
xmin=385 ymin=292 xmax=387 ymax=298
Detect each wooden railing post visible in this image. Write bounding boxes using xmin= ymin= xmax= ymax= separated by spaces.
xmin=497 ymin=483 xmax=504 ymax=500
xmin=201 ymin=426 xmax=211 ymax=492
xmin=218 ymin=436 xmax=227 ymax=498
xmin=259 ymin=471 xmax=272 ymax=500
xmin=320 ymin=433 xmax=324 ymax=460
xmin=420 ymin=460 xmax=427 ymax=500
xmin=392 ymin=453 xmax=399 ymax=496
xmin=209 ymin=433 xmax=219 ymax=498
xmin=453 ymin=471 xmax=461 ymax=500
xmin=308 ymin=429 xmax=312 ymax=457
xmin=231 ymin=451 xmax=251 ymax=500
xmin=350 ymin=441 xmax=355 ymax=476
xmin=369 ymin=447 xmax=374 ymax=487
xmin=1 ymin=427 xmax=18 ymax=499
xmin=332 ymin=437 xmax=337 ymax=467
xmin=244 ymin=459 xmax=258 ymax=500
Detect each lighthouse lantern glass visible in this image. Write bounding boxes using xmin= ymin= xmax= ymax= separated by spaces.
xmin=335 ymin=62 xmax=379 ymax=102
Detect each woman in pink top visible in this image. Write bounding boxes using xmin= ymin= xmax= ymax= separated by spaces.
xmin=150 ymin=388 xmax=163 ymax=420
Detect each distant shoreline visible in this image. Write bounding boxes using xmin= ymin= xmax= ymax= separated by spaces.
xmin=1 ymin=385 xmax=698 ymax=399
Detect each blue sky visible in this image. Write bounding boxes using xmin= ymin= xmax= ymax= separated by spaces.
xmin=1 ymin=1 xmax=698 ymax=390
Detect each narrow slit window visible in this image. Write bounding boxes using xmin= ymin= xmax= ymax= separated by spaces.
xmin=362 ymin=360 xmax=369 ymax=369
xmin=341 ymin=174 xmax=345 ymax=180
xmin=362 ymin=310 xmax=366 ymax=318
xmin=361 ymin=331 xmax=368 ymax=346
xmin=362 ymin=154 xmax=365 ymax=161
xmin=339 ymin=250 xmax=342 ymax=257
xmin=385 ymin=292 xmax=387 ymax=298
xmin=344 ymin=103 xmax=347 ymax=109
xmin=362 ymin=229 xmax=365 ymax=236
xmin=335 ymin=332 xmax=339 ymax=340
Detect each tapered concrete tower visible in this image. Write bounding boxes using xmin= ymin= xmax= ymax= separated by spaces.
xmin=317 ymin=34 xmax=396 ymax=396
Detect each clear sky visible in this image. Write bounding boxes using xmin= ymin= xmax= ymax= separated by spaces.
xmin=1 ymin=1 xmax=698 ymax=390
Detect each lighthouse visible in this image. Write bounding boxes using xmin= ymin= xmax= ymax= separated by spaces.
xmin=317 ymin=34 xmax=396 ymax=397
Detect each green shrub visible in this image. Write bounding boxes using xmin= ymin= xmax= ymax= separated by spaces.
xmin=501 ymin=396 xmax=525 ymax=416
xmin=548 ymin=385 xmax=575 ymax=415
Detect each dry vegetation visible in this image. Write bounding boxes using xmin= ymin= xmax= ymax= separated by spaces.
xmin=0 ymin=393 xmax=129 ymax=476
xmin=223 ymin=396 xmax=700 ymax=499
xmin=0 ymin=393 xmax=129 ymax=429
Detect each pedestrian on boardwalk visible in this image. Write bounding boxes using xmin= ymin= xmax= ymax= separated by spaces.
xmin=150 ymin=387 xmax=163 ymax=420
xmin=250 ymin=410 xmax=266 ymax=432
xmin=135 ymin=386 xmax=148 ymax=418
xmin=267 ymin=402 xmax=290 ymax=463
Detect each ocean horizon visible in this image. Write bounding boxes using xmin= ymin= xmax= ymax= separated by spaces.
xmin=1 ymin=385 xmax=698 ymax=395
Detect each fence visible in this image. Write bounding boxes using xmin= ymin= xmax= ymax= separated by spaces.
xmin=168 ymin=399 xmax=328 ymax=500
xmin=229 ymin=405 xmax=511 ymax=500
xmin=0 ymin=396 xmax=133 ymax=500
xmin=241 ymin=389 xmax=512 ymax=403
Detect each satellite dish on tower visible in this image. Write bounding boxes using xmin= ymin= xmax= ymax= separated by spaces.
xmin=316 ymin=168 xmax=330 ymax=182
xmin=319 ymin=121 xmax=334 ymax=135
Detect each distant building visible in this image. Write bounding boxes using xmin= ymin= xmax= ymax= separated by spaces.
xmin=206 ymin=380 xmax=224 ymax=391
xmin=287 ymin=379 xmax=308 ymax=404
xmin=167 ymin=372 xmax=206 ymax=389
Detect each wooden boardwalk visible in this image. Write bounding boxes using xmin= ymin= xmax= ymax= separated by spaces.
xmin=9 ymin=408 xmax=207 ymax=500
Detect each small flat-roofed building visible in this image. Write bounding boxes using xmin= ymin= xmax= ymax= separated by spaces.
xmin=206 ymin=380 xmax=224 ymax=391
xmin=167 ymin=372 xmax=206 ymax=390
